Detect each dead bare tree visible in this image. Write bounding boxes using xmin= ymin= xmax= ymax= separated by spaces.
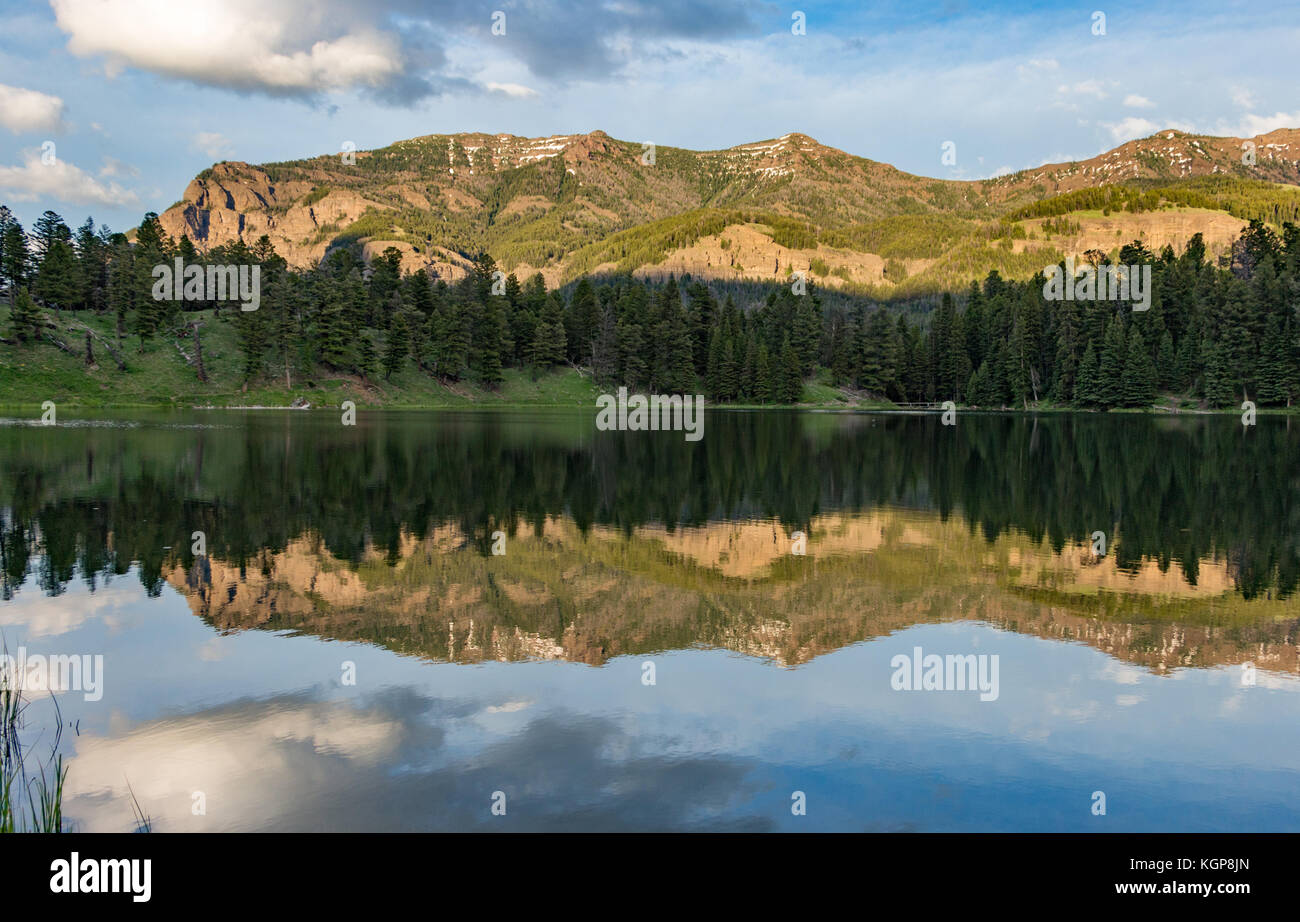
xmin=191 ymin=322 xmax=209 ymax=384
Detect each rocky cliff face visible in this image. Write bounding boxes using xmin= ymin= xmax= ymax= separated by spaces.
xmin=162 ymin=162 xmax=471 ymax=275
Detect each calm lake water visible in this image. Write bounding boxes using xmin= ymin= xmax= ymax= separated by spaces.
xmin=0 ymin=408 xmax=1297 ymax=832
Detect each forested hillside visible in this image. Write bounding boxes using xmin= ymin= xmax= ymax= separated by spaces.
xmin=2 ymin=201 xmax=1298 ymax=410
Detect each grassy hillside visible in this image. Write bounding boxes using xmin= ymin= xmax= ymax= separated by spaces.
xmin=0 ymin=305 xmax=600 ymax=409
xmin=0 ymin=304 xmax=883 ymax=409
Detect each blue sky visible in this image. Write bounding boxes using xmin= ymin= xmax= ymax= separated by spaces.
xmin=0 ymin=0 xmax=1297 ymax=233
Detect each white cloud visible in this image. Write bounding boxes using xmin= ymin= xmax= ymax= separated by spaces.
xmin=1099 ymin=661 xmax=1145 ymax=686
xmin=0 ymin=83 xmax=67 ymax=134
xmin=0 ymin=149 xmax=139 ymax=207
xmin=1230 ymin=110 xmax=1300 ymax=137
xmin=1123 ymin=94 xmax=1155 ymax=109
xmin=1231 ymin=87 xmax=1256 ymax=109
xmin=1099 ymin=116 xmax=1194 ymax=143
xmin=485 ymin=699 xmax=532 ymax=713
xmin=0 ymin=581 xmax=139 ymax=638
xmin=51 ymin=0 xmax=408 ymax=97
xmin=485 ymin=82 xmax=540 ymax=99
xmin=1015 ymin=58 xmax=1059 ymax=78
xmin=1038 ymin=151 xmax=1095 ymax=166
xmin=62 ymin=698 xmax=404 ymax=832
xmin=192 ymin=131 xmax=234 ymax=158
xmin=98 ymin=155 xmax=139 ymax=178
xmin=1057 ymin=79 xmax=1108 ymax=99
xmin=1101 ymin=117 xmax=1160 ymax=142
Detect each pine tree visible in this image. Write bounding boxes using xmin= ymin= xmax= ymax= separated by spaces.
xmin=519 ymin=273 xmax=547 ymax=354
xmin=1121 ymin=327 xmax=1156 ymax=407
xmin=662 ymin=295 xmax=695 ymax=393
xmin=617 ymin=306 xmax=647 ymax=389
xmin=272 ymin=276 xmax=301 ymax=388
xmin=1156 ymin=329 xmax=1177 ymax=392
xmin=433 ymin=286 xmax=471 ymax=380
xmin=1005 ymin=313 xmax=1032 ymax=407
xmin=8 ymin=289 xmax=42 ymax=342
xmin=592 ymin=306 xmax=619 ymax=385
xmin=31 ymin=210 xmax=71 ymax=262
xmin=964 ymin=281 xmax=986 ymax=372
xmin=1097 ymin=317 xmax=1127 ymax=408
xmin=73 ymin=218 xmax=107 ymax=313
xmin=383 ymin=312 xmax=409 ymax=380
xmin=35 ymin=237 xmax=79 ymax=311
xmin=687 ymin=283 xmax=717 ymax=374
xmin=1074 ymin=342 xmax=1100 ymax=407
xmin=235 ymin=307 xmax=267 ymax=383
xmin=370 ymin=247 xmax=403 ymax=328
xmin=0 ymin=205 xmax=14 ymax=299
xmin=106 ymin=235 xmax=133 ymax=346
xmin=530 ymin=291 xmax=564 ymax=364
xmin=754 ymin=342 xmax=772 ymax=404
xmin=932 ymin=292 xmax=961 ymax=399
xmin=741 ymin=333 xmax=758 ymax=401
xmin=1 ymin=219 xmax=28 ymax=304
xmin=1174 ymin=325 xmax=1199 ymax=392
xmin=706 ymin=327 xmax=725 ymax=400
xmin=966 ymin=361 xmax=989 ymax=407
xmin=406 ymin=308 xmax=429 ymax=372
xmin=1201 ymin=336 xmax=1233 ymax=407
xmin=793 ymin=291 xmax=821 ymax=375
xmin=316 ymin=296 xmax=353 ymax=370
xmin=897 ymin=315 xmax=922 ymax=402
xmin=408 ymin=268 xmax=436 ymax=317
xmin=475 ymin=295 xmax=507 ymax=387
xmin=357 ymin=333 xmax=377 ymax=381
xmin=720 ymin=327 xmax=741 ymax=401
xmin=1218 ymin=283 xmax=1258 ymax=399
xmin=1257 ymin=313 xmax=1292 ymax=405
xmin=566 ymin=277 xmax=599 ymax=365
xmin=778 ymin=335 xmax=802 ymax=403
xmin=858 ymin=308 xmax=894 ymax=394
xmin=1050 ymin=297 xmax=1080 ymax=402
xmin=830 ymin=311 xmax=858 ymax=385
xmin=134 ymin=212 xmax=168 ymax=254
xmin=531 ymin=316 xmax=567 ymax=369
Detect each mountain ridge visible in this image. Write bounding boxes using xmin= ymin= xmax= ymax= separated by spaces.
xmin=157 ymin=126 xmax=1300 ymax=293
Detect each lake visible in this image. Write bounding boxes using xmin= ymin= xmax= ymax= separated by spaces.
xmin=1 ymin=408 xmax=1297 ymax=831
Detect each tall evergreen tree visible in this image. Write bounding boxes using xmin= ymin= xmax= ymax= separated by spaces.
xmin=1121 ymin=327 xmax=1156 ymax=407
xmin=475 ymin=295 xmax=507 ymax=387
xmin=754 ymin=341 xmax=772 ymax=404
xmin=566 ymin=277 xmax=599 ymax=365
xmin=1097 ymin=316 xmax=1127 ymax=408
xmin=778 ymin=335 xmax=802 ymax=403
xmin=357 ymin=333 xmax=377 ymax=381
xmin=1 ymin=218 xmax=27 ymax=305
xmin=8 ymin=289 xmax=42 ymax=342
xmin=383 ymin=312 xmax=409 ymax=379
xmin=1075 ymin=342 xmax=1100 ymax=407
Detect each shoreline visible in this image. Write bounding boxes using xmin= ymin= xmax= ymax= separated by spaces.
xmin=0 ymin=401 xmax=1282 ymax=415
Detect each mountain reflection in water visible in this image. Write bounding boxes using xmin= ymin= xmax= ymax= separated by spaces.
xmin=1 ymin=410 xmax=1297 ymax=831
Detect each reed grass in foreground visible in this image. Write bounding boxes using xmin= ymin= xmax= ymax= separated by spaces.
xmin=0 ymin=670 xmax=67 ymax=833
